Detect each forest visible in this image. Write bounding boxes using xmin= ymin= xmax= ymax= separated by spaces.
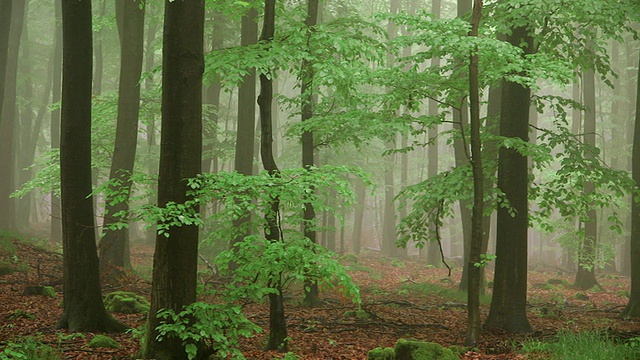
xmin=0 ymin=0 xmax=639 ymax=359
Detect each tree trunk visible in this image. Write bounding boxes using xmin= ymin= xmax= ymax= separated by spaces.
xmin=0 ymin=0 xmax=12 ymax=131
xmin=57 ymin=0 xmax=126 ymax=333
xmin=484 ymin=26 xmax=533 ymax=334
xmin=99 ymin=0 xmax=145 ymax=279
xmin=301 ymin=0 xmax=321 ymax=308
xmin=620 ymin=52 xmax=640 ymax=318
xmin=465 ymin=0 xmax=483 ymax=346
xmin=51 ymin=0 xmax=63 ymax=243
xmin=351 ymin=176 xmax=366 ymax=254
xmin=92 ymin=0 xmax=106 ymax=95
xmin=574 ymin=64 xmax=599 ymax=290
xmin=141 ymin=1 xmax=204 ymax=358
xmin=455 ymin=0 xmax=473 ymax=291
xmin=257 ymin=0 xmax=288 ymax=351
xmin=426 ymin=0 xmax=442 ymax=267
xmin=0 ymin=0 xmax=25 ymax=233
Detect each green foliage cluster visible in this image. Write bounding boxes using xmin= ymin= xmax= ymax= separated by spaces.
xmin=155 ymin=302 xmax=261 ymax=360
xmin=0 ymin=336 xmax=62 ymax=360
xmin=519 ymin=331 xmax=640 ymax=360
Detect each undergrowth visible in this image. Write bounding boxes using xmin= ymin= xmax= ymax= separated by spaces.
xmin=518 ymin=330 xmax=640 ymax=360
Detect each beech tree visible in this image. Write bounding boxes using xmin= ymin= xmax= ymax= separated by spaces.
xmin=141 ymin=0 xmax=205 ymax=358
xmin=57 ymin=0 xmax=126 ymax=333
xmin=99 ymin=0 xmax=145 ymax=277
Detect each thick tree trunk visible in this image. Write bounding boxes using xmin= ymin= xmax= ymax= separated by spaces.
xmin=57 ymin=0 xmax=126 ymax=333
xmin=0 ymin=0 xmax=25 ymax=233
xmin=620 ymin=53 xmax=640 ymax=318
xmin=484 ymin=26 xmax=533 ymax=334
xmin=99 ymin=0 xmax=145 ymax=278
xmin=141 ymin=1 xmax=204 ymax=358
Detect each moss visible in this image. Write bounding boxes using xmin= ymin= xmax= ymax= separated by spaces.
xmin=87 ymin=335 xmax=120 ymax=349
xmin=341 ymin=253 xmax=359 ymax=264
xmin=367 ymin=347 xmax=395 ymax=360
xmin=104 ymin=291 xmax=150 ymax=314
xmin=547 ymin=278 xmax=570 ymax=287
xmin=395 ymin=338 xmax=458 ymax=360
xmin=22 ymin=285 xmax=56 ymax=297
xmin=617 ymin=290 xmax=630 ymax=298
xmin=574 ymin=292 xmax=589 ymax=300
xmin=343 ymin=309 xmax=371 ymax=319
xmin=448 ymin=345 xmax=476 ymax=356
xmin=391 ymin=259 xmax=406 ymax=268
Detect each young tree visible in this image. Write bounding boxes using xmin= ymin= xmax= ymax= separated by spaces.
xmin=0 ymin=1 xmax=11 ymax=132
xmin=484 ymin=25 xmax=533 ymax=333
xmin=141 ymin=1 xmax=205 ymax=358
xmin=99 ymin=0 xmax=145 ymax=277
xmin=57 ymin=0 xmax=126 ymax=333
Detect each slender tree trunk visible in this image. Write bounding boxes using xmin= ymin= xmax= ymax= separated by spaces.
xmin=574 ymin=63 xmax=599 ymax=290
xmin=99 ymin=0 xmax=145 ymax=278
xmin=351 ymin=176 xmax=366 ymax=254
xmin=426 ymin=0 xmax=442 ymax=266
xmin=456 ymin=0 xmax=473 ymax=291
xmin=0 ymin=0 xmax=12 ymax=131
xmin=620 ymin=52 xmax=640 ymax=318
xmin=484 ymin=26 xmax=533 ymax=334
xmin=51 ymin=0 xmax=63 ymax=243
xmin=258 ymin=0 xmax=287 ymax=351
xmin=92 ymin=0 xmax=106 ymax=96
xmin=465 ymin=0 xmax=483 ymax=346
xmin=229 ymin=7 xmax=258 ymax=266
xmin=141 ymin=1 xmax=204 ymax=358
xmin=301 ymin=0 xmax=321 ymax=308
xmin=0 ymin=0 xmax=26 ymax=233
xmin=57 ymin=0 xmax=126 ymax=333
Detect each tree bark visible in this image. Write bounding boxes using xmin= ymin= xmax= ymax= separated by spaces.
xmin=141 ymin=1 xmax=204 ymax=358
xmin=0 ymin=0 xmax=25 ymax=233
xmin=99 ymin=0 xmax=145 ymax=278
xmin=465 ymin=0 xmax=483 ymax=346
xmin=620 ymin=52 xmax=640 ymax=318
xmin=51 ymin=0 xmax=63 ymax=243
xmin=57 ymin=0 xmax=126 ymax=333
xmin=257 ymin=0 xmax=288 ymax=351
xmin=301 ymin=0 xmax=321 ymax=308
xmin=484 ymin=26 xmax=533 ymax=334
xmin=573 ymin=64 xmax=599 ymax=290
xmin=0 ymin=0 xmax=12 ymax=131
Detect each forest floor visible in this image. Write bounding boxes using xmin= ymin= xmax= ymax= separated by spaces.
xmin=1 ymin=236 xmax=640 ymax=360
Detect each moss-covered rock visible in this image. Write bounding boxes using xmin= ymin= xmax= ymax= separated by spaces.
xmin=395 ymin=339 xmax=458 ymax=360
xmin=104 ymin=291 xmax=149 ymax=314
xmin=367 ymin=347 xmax=395 ymax=360
xmin=341 ymin=253 xmax=359 ymax=264
xmin=88 ymin=335 xmax=120 ymax=349
xmin=22 ymin=285 xmax=56 ymax=297
xmin=573 ymin=292 xmax=589 ymax=300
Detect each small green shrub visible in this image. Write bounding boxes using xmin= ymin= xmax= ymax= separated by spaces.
xmin=573 ymin=292 xmax=589 ymax=300
xmin=8 ymin=310 xmax=35 ymax=321
xmin=0 ymin=336 xmax=62 ymax=360
xmin=617 ymin=290 xmax=630 ymax=298
xmin=390 ymin=259 xmax=405 ymax=268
